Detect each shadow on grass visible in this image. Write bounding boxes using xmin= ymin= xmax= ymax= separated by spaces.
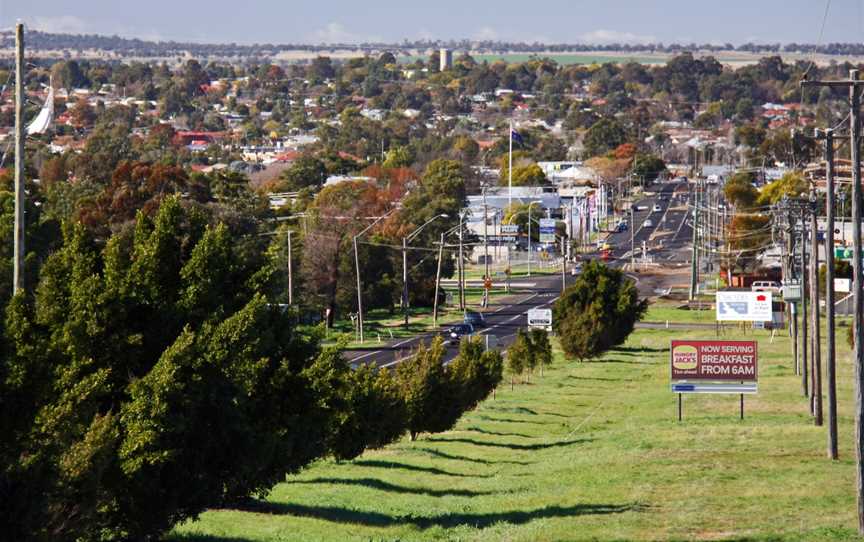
xmin=465 ymin=426 xmax=535 ymax=438
xmin=475 ymin=415 xmax=555 ymax=425
xmin=289 ymin=477 xmax=494 ymax=497
xmin=426 ymin=436 xmax=591 ymax=451
xmin=610 ymin=346 xmax=665 ymax=354
xmin=350 ymin=459 xmax=491 ymax=478
xmin=596 ymin=358 xmax=654 ymax=365
xmin=231 ymin=501 xmax=647 ymax=529
xmin=484 ymin=406 xmax=538 ymax=415
xmin=411 ymin=447 xmax=532 ymax=465
xmin=167 ymin=535 xmax=252 ymax=542
xmin=567 ymin=375 xmax=633 ymax=382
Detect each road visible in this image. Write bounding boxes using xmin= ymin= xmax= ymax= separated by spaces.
xmin=343 ymin=179 xmax=695 ymax=369
xmin=344 ymin=273 xmax=570 ymax=368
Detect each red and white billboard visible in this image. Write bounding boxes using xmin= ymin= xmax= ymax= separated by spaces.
xmin=671 ymin=340 xmax=758 ymax=382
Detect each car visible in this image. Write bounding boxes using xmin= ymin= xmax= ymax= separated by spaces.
xmin=463 ymin=310 xmax=486 ymax=328
xmin=751 ymin=281 xmax=781 ymax=294
xmin=570 ymin=262 xmax=584 ymax=275
xmin=653 ymin=204 xmax=662 ymax=212
xmin=643 ymin=219 xmax=654 ymax=228
xmin=444 ymin=323 xmax=474 ymax=345
xmin=615 ymin=222 xmax=628 ymax=232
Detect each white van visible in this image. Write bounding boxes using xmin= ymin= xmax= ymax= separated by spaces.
xmin=751 ymin=281 xmax=781 ymax=293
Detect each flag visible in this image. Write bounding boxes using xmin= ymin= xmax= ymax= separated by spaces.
xmin=510 ymin=128 xmax=524 ymax=146
xmin=26 ymin=85 xmax=54 ymax=136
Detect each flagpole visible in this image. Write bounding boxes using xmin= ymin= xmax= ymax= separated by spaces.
xmin=508 ymin=119 xmax=513 ymax=209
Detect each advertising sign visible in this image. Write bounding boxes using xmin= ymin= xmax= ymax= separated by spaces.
xmin=539 ymin=218 xmax=556 ymax=243
xmin=716 ymin=291 xmax=772 ymax=322
xmin=835 ymin=278 xmax=852 ymax=293
xmin=527 ymin=308 xmax=553 ymax=330
xmin=670 ymin=340 xmax=757 ymax=385
xmin=500 ymin=224 xmax=519 ymax=234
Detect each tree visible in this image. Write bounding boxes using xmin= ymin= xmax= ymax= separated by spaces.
xmin=724 ymin=171 xmax=759 ymax=209
xmin=507 ymin=329 xmax=532 ymax=388
xmin=529 ymin=328 xmax=553 ymax=376
xmin=632 ymin=154 xmax=667 ymax=183
xmin=583 ymin=117 xmax=627 ymax=158
xmin=395 ymin=338 xmax=459 ymax=440
xmin=553 ymin=261 xmax=646 ymax=361
xmin=277 ymin=155 xmax=328 ymax=191
xmin=499 ymin=156 xmax=549 ymax=187
xmin=448 ymin=337 xmax=504 ymax=408
xmin=757 ymin=171 xmax=809 ymax=205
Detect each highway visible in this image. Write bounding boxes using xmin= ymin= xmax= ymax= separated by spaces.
xmin=344 ymin=273 xmax=570 ymax=368
xmin=343 ymin=178 xmax=694 ymax=369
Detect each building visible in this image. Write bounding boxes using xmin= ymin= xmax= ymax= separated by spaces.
xmin=439 ymin=48 xmax=453 ymax=71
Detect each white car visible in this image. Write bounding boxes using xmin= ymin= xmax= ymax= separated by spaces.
xmin=643 ymin=219 xmax=654 ymax=228
xmin=653 ymin=204 xmax=662 ymax=212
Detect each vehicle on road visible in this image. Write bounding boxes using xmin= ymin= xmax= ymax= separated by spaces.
xmin=463 ymin=310 xmax=486 ymax=328
xmin=444 ymin=323 xmax=474 ymax=345
xmin=643 ymin=219 xmax=654 ymax=228
xmin=570 ymin=262 xmax=583 ymax=275
xmin=653 ymin=204 xmax=662 ymax=212
xmin=600 ymin=249 xmax=613 ymax=261
xmin=636 ymin=205 xmax=649 ymax=211
xmin=751 ymin=281 xmax=781 ymax=294
xmin=615 ymin=222 xmax=628 ymax=232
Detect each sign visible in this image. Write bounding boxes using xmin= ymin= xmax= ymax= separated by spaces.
xmin=483 ymin=278 xmax=493 ymax=290
xmin=539 ymin=218 xmax=556 ymax=243
xmin=836 ymin=247 xmax=853 ymax=260
xmin=781 ymin=283 xmax=801 ymax=301
xmin=835 ymin=278 xmax=852 ymax=293
xmin=500 ymin=224 xmax=519 ymax=234
xmin=527 ymin=308 xmax=552 ymax=330
xmin=671 ymin=340 xmax=758 ymax=386
xmin=716 ymin=291 xmax=772 ymax=322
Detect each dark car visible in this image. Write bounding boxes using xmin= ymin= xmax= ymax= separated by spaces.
xmin=463 ymin=310 xmax=486 ymax=328
xmin=444 ymin=323 xmax=474 ymax=345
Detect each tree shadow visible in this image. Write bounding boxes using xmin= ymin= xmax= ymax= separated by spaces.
xmin=350 ymin=459 xmax=491 ymax=478
xmin=567 ymin=375 xmax=632 ymax=382
xmin=411 ymin=447 xmax=532 ymax=465
xmin=288 ymin=477 xmax=495 ymax=498
xmin=167 ymin=535 xmax=254 ymax=542
xmin=610 ymin=346 xmax=664 ymax=353
xmin=475 ymin=415 xmax=554 ymax=425
xmin=231 ymin=501 xmax=648 ymax=529
xmin=465 ymin=426 xmax=535 ymax=438
xmin=484 ymin=406 xmax=538 ymax=415
xmin=426 ymin=436 xmax=591 ymax=451
xmin=596 ymin=358 xmax=653 ymax=365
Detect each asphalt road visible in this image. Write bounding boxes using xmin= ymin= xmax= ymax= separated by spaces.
xmin=344 ymin=273 xmax=570 ymax=368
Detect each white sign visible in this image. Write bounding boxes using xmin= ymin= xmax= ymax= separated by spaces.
xmin=716 ymin=291 xmax=773 ymax=322
xmin=527 ymin=308 xmax=553 ymax=329
xmin=835 ymin=278 xmax=852 ymax=293
xmin=539 ymin=218 xmax=556 ymax=243
xmin=500 ymin=224 xmax=519 ymax=234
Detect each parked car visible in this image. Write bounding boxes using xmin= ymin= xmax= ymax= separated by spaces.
xmin=643 ymin=219 xmax=654 ymax=228
xmin=444 ymin=323 xmax=474 ymax=345
xmin=751 ymin=281 xmax=781 ymax=294
xmin=570 ymin=262 xmax=583 ymax=276
xmin=653 ymin=204 xmax=662 ymax=212
xmin=463 ymin=310 xmax=486 ymax=328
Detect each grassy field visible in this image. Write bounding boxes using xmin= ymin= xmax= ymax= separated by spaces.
xmin=168 ymin=324 xmax=859 ymax=541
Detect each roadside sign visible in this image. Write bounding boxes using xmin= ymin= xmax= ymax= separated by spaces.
xmin=835 ymin=278 xmax=852 ymax=293
xmin=671 ymin=339 xmax=758 ymax=420
xmin=836 ymin=247 xmax=853 ymax=260
xmin=527 ymin=308 xmax=552 ymax=330
xmin=539 ymin=218 xmax=556 ymax=243
xmin=483 ymin=278 xmax=493 ymax=290
xmin=716 ymin=291 xmax=772 ymax=322
xmin=671 ymin=340 xmax=758 ymax=383
xmin=781 ymin=284 xmax=801 ymax=301
xmin=500 ymin=224 xmax=519 ymax=234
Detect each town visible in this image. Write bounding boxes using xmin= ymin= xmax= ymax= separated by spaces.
xmin=3 ymin=2 xmax=864 ymax=540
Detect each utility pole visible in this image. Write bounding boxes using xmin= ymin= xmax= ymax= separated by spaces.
xmin=800 ymin=205 xmax=809 ymax=400
xmin=433 ymin=233 xmax=444 ymax=327
xmin=528 ymin=203 xmax=533 ymax=277
xmin=818 ymin=127 xmax=839 ymax=457
xmin=690 ymin=180 xmax=699 ymax=298
xmin=810 ymin=189 xmax=823 ymax=425
xmin=459 ymin=213 xmax=465 ymax=310
xmin=13 ymin=23 xmax=25 ymax=293
xmin=630 ymin=205 xmax=635 ymax=270
xmin=803 ymin=70 xmax=864 ymax=530
xmin=287 ymin=230 xmax=293 ymax=305
xmin=483 ymin=188 xmax=490 ymax=284
xmin=787 ymin=204 xmax=800 ymax=376
xmin=402 ymin=237 xmax=409 ymax=325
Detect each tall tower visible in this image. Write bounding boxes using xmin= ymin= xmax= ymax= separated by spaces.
xmin=439 ymin=48 xmax=453 ymax=71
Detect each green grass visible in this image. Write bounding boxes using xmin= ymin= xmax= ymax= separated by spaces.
xmin=168 ymin=326 xmax=859 ymax=541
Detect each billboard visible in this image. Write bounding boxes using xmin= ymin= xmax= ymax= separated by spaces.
xmin=670 ymin=340 xmax=758 ymax=384
xmin=539 ymin=218 xmax=556 ymax=243
xmin=716 ymin=291 xmax=772 ymax=322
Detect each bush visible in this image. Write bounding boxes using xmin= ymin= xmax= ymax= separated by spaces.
xmin=553 ymin=260 xmax=647 ymax=360
xmin=529 ymin=328 xmax=553 ymax=376
xmin=507 ymin=329 xmax=532 ymax=387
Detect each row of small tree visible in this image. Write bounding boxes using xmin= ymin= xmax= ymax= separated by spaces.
xmin=506 ymin=328 xmax=554 ymax=389
xmin=0 ymin=196 xmax=500 ymax=542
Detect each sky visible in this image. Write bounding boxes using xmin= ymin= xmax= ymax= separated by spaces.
xmin=2 ymin=0 xmax=863 ymax=46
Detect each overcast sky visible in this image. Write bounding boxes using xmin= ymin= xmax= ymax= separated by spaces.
xmin=2 ymin=0 xmax=862 ymax=45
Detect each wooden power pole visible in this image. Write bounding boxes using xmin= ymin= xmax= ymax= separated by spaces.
xmin=810 ymin=188 xmax=823 ymax=426
xmin=803 ymin=68 xmax=864 ymax=532
xmin=13 ymin=23 xmax=25 ymax=293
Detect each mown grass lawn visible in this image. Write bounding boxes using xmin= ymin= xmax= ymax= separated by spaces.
xmin=168 ymin=326 xmax=859 ymax=541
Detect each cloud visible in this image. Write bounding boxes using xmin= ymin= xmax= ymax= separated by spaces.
xmin=309 ymin=22 xmax=380 ymax=44
xmin=28 ymin=15 xmax=89 ymax=34
xmin=580 ymin=29 xmax=657 ymax=45
xmin=474 ymin=26 xmax=499 ymax=41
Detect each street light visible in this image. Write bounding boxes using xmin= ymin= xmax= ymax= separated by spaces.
xmin=504 ymin=200 xmax=542 ymax=280
xmin=354 ymin=207 xmax=398 ymax=343
xmin=403 ymin=213 xmax=449 ymax=325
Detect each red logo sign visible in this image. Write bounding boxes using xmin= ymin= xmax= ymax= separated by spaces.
xmin=671 ymin=340 xmax=758 ymax=382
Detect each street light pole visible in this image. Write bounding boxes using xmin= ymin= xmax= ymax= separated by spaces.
xmin=528 ymin=203 xmax=533 ymax=277
xmin=402 ymin=213 xmax=448 ymax=325
xmin=354 ymin=208 xmax=397 ymax=343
